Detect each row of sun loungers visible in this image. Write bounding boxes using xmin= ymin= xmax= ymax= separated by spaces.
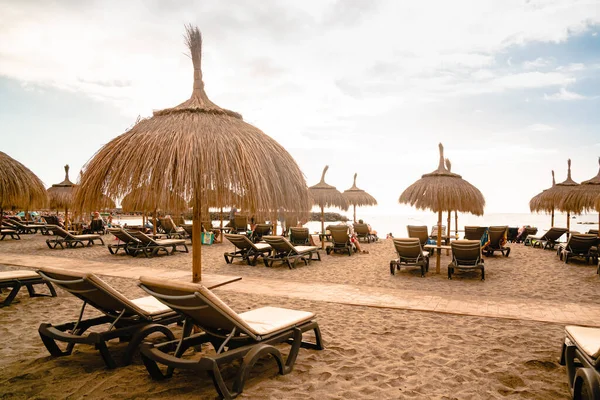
xmin=1 ymin=266 xmax=324 ymax=399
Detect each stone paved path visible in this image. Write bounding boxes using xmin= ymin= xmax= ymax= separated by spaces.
xmin=2 ymin=253 xmax=599 ymax=327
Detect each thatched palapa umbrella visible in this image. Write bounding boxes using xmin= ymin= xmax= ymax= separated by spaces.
xmin=561 ymin=158 xmax=600 ymax=230
xmin=308 ymin=165 xmax=349 ymax=239
xmin=343 ymin=173 xmax=377 ymax=223
xmin=74 ymin=26 xmax=310 ymax=282
xmin=544 ymin=159 xmax=579 ymax=235
xmin=529 ymin=170 xmax=556 ymax=227
xmin=0 ymin=151 xmax=47 ymax=216
xmin=399 ymin=143 xmax=485 ymax=274
xmin=47 ymin=165 xmax=76 ymax=226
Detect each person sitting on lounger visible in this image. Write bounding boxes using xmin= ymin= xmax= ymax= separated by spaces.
xmin=358 ymin=219 xmax=378 ymax=239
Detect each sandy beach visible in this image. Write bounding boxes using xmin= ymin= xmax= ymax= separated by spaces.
xmin=1 ymin=232 xmax=597 ymax=399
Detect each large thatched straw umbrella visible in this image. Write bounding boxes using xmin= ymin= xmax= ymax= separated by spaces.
xmin=399 ymin=143 xmax=485 ymax=274
xmin=0 ymin=151 xmax=47 ymax=217
xmin=529 ymin=170 xmax=556 ymax=227
xmin=308 ymin=165 xmax=349 ymax=238
xmin=74 ymin=26 xmax=310 ymax=282
xmin=343 ymin=173 xmax=377 ymax=223
xmin=47 ymin=165 xmax=76 ymax=226
xmin=560 ymin=157 xmax=600 ymax=229
xmin=544 ymin=159 xmax=579 ymax=235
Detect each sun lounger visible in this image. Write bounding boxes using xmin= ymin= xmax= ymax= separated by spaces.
xmin=1 ymin=228 xmax=20 ymax=240
xmin=557 ymin=234 xmax=599 ymax=264
xmin=129 ymin=231 xmax=189 ymax=257
xmin=159 ymin=217 xmax=186 ymax=239
xmin=390 ymin=238 xmax=430 ymax=277
xmin=518 ymin=227 xmax=538 ymax=244
xmin=326 ymin=226 xmax=354 ymax=256
xmin=407 ymin=225 xmax=429 ymax=247
xmin=45 ymin=225 xmax=105 ymax=249
xmin=251 ymin=223 xmax=273 ymax=243
xmin=36 ymin=267 xmax=181 ymax=368
xmin=232 ymin=215 xmax=249 ymax=234
xmin=289 ymin=227 xmax=310 ymax=245
xmin=483 ymin=226 xmax=511 ymax=257
xmin=506 ymin=227 xmax=518 ymax=243
xmin=353 ymin=223 xmax=376 ymax=243
xmin=464 ymin=226 xmax=488 ymax=241
xmin=223 ymin=233 xmax=272 ymax=266
xmin=0 ymin=270 xmax=56 ymax=307
xmin=262 ymin=235 xmax=321 ymax=268
xmin=448 ymin=240 xmax=485 ymax=280
xmin=137 ymin=276 xmax=324 ymax=399
xmin=559 ymin=325 xmax=600 ymax=399
xmin=107 ymin=228 xmax=144 ymax=256
xmin=528 ymin=227 xmax=568 ymax=249
xmin=2 ymin=219 xmax=47 ymax=234
xmin=87 ymin=219 xmax=107 ymax=235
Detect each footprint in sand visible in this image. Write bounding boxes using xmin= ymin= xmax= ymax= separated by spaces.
xmin=524 ymin=359 xmax=558 ymax=371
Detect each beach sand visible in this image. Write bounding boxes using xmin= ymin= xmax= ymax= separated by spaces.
xmin=1 ymin=233 xmax=594 ymax=399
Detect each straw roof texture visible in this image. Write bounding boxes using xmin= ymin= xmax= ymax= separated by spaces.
xmin=529 ymin=170 xmax=556 ymax=213
xmin=0 ymin=151 xmax=47 ymax=210
xmin=74 ymin=26 xmax=310 ymax=218
xmin=343 ymin=173 xmax=377 ymax=207
xmin=399 ymin=144 xmax=485 ymax=215
xmin=308 ymin=166 xmax=349 ymax=210
xmin=121 ymin=186 xmax=187 ymax=213
xmin=47 ymin=165 xmax=76 ymax=210
xmin=544 ymin=159 xmax=580 ymax=213
xmin=560 ymin=157 xmax=600 ymax=213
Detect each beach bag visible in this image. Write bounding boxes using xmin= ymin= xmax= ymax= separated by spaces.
xmin=201 ymin=232 xmax=214 ymax=245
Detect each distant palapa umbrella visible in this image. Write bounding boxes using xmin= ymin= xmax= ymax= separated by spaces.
xmin=529 ymin=170 xmax=556 ymax=227
xmin=545 ymin=159 xmax=579 ymax=235
xmin=47 ymin=165 xmax=76 ymax=226
xmin=308 ymin=165 xmax=349 ymax=238
xmin=74 ymin=26 xmax=310 ymax=282
xmin=343 ymin=173 xmax=377 ymax=223
xmin=0 ymin=151 xmax=47 ymax=215
xmin=560 ymin=157 xmax=600 ymax=230
xmin=399 ymin=143 xmax=485 ymax=274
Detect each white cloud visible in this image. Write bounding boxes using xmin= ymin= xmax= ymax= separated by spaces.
xmin=523 ymin=57 xmax=553 ymax=69
xmin=529 ymin=123 xmax=555 ymax=132
xmin=491 ymin=71 xmax=575 ymax=89
xmin=544 ymin=87 xmax=587 ymax=101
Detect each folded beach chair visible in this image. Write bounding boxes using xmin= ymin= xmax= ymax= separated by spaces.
xmin=137 ymin=276 xmax=324 ymax=399
xmin=223 ymin=233 xmax=272 ymax=266
xmin=45 ymin=225 xmax=105 ymax=249
xmin=107 ymin=228 xmax=143 ymax=256
xmin=262 ymin=235 xmax=321 ymax=268
xmin=1 ymin=270 xmax=56 ymax=307
xmin=529 ymin=227 xmax=568 ymax=250
xmin=36 ymin=267 xmax=180 ymax=369
xmin=353 ymin=223 xmax=376 ymax=243
xmin=557 ymin=234 xmax=599 ymax=264
xmin=390 ymin=238 xmax=430 ymax=277
xmin=289 ymin=227 xmax=310 ymax=245
xmin=559 ymin=325 xmax=600 ymax=399
xmin=448 ymin=240 xmax=485 ymax=280
xmin=464 ymin=226 xmax=488 ymax=241
xmin=251 ymin=223 xmax=273 ymax=243
xmin=1 ymin=227 xmax=20 ymax=240
xmin=482 ymin=226 xmax=511 ymax=257
xmin=326 ymin=226 xmax=354 ymax=256
xmin=407 ymin=225 xmax=429 ymax=247
xmin=129 ymin=231 xmax=189 ymax=257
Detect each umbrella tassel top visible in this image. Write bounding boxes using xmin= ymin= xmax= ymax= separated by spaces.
xmin=343 ymin=173 xmax=377 ymax=207
xmin=309 ymin=165 xmax=349 ymax=210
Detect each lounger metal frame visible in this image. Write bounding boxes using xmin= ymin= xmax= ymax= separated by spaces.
xmin=223 ymin=234 xmax=272 ymax=266
xmin=262 ymin=236 xmax=321 ymax=269
xmin=559 ymin=329 xmax=600 ymax=399
xmin=1 ymin=275 xmax=56 ymax=307
xmin=390 ymin=238 xmax=430 ymax=277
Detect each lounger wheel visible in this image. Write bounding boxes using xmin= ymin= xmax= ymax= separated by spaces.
xmin=572 ymin=367 xmax=600 ymax=400
xmin=123 ymin=324 xmax=176 ymax=366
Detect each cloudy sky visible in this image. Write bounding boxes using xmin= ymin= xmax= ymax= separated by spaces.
xmin=1 ymin=0 xmax=599 ymax=216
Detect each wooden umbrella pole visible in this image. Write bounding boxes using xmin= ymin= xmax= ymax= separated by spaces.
xmin=566 ymin=211 xmax=570 ymax=238
xmin=153 ymin=209 xmax=157 ymax=235
xmin=446 ymin=211 xmax=451 ymax=256
xmin=551 ymin=209 xmax=554 ymax=227
xmin=192 ymin=193 xmax=202 ymax=283
xmin=454 ymin=211 xmax=458 ymax=239
xmin=353 ymin=204 xmax=356 ymax=223
xmin=321 ymin=206 xmax=325 ymax=250
xmin=219 ymin=207 xmax=223 ymax=243
xmin=436 ymin=210 xmax=442 ymax=274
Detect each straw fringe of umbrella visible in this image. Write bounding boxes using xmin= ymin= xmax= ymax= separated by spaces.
xmin=74 ymin=25 xmax=310 ymax=282
xmin=529 ymin=170 xmax=556 ymax=226
xmin=560 ymin=157 xmax=600 ymax=228
xmin=343 ymin=173 xmax=377 ymax=223
xmin=0 ymin=151 xmax=47 ymax=212
xmin=544 ymin=159 xmax=579 ymax=234
xmin=47 ymin=165 xmax=76 ymax=211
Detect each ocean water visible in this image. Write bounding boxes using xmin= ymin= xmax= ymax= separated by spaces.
xmin=115 ymin=212 xmax=599 ymax=237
